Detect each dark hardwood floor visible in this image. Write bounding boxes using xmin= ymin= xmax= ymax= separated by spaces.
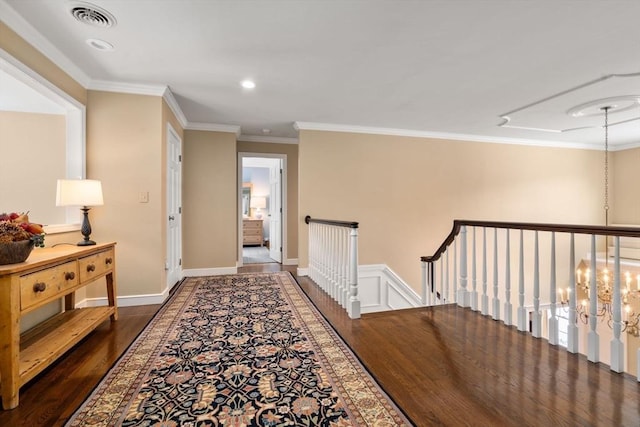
xmin=2 ymin=263 xmax=639 ymax=426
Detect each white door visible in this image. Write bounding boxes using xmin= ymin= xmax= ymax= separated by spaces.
xmin=269 ymin=161 xmax=282 ymax=263
xmin=166 ymin=124 xmax=182 ymax=290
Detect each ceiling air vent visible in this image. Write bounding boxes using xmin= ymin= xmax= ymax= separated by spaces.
xmin=69 ymin=2 xmax=116 ymax=28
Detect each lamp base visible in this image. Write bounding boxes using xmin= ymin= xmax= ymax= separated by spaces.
xmin=78 ymin=206 xmax=97 ymax=246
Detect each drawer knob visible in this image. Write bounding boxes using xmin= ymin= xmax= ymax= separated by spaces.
xmin=87 ymin=264 xmax=96 ymax=272
xmin=33 ymin=282 xmax=46 ymax=293
xmin=65 ymin=271 xmax=76 ymax=281
xmin=105 ymin=257 xmax=113 ymax=265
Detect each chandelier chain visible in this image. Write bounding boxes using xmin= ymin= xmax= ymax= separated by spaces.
xmin=603 ymin=106 xmax=609 ymax=227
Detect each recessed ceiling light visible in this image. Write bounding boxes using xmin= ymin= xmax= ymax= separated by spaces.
xmin=241 ymin=80 xmax=256 ymax=89
xmin=86 ymin=38 xmax=114 ymax=51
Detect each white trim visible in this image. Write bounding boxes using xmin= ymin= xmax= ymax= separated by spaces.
xmin=43 ymin=223 xmax=81 ymax=234
xmin=88 ymin=80 xmax=167 ymax=96
xmin=76 ymin=290 xmax=170 ymax=308
xmin=0 ymin=48 xmax=85 ymax=226
xmin=238 ymin=152 xmax=289 ymax=267
xmin=283 ymin=258 xmax=298 ymax=266
xmin=0 ymin=0 xmax=91 ymax=87
xmin=183 ymin=267 xmax=238 ymax=276
xmin=186 ymin=122 xmax=241 ymax=135
xmin=162 ymin=87 xmax=188 ymax=128
xmin=238 ymin=134 xmax=299 ymax=144
xmin=358 ymin=264 xmax=421 ymax=313
xmin=297 ymin=267 xmax=309 ymax=277
xmin=293 ymin=121 xmax=623 ymax=151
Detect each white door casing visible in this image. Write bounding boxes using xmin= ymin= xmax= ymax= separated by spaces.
xmin=166 ymin=124 xmax=182 ymax=289
xmin=269 ymin=161 xmax=282 ymax=263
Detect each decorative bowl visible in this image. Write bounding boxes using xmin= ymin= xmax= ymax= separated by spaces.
xmin=0 ymin=239 xmax=35 ymax=265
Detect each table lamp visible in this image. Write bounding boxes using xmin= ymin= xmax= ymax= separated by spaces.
xmin=56 ymin=179 xmax=104 ymax=246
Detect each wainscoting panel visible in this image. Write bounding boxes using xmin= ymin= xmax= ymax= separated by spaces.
xmin=359 ymin=264 xmax=421 ymax=314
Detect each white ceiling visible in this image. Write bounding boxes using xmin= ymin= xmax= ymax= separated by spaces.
xmin=2 ymin=0 xmax=639 ymax=148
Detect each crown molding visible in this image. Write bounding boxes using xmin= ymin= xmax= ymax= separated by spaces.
xmin=611 ymin=141 xmax=640 ymax=152
xmin=88 ymin=79 xmax=167 ymax=96
xmin=293 ymin=121 xmax=615 ymax=151
xmin=0 ymin=0 xmax=91 ymax=87
xmin=238 ymin=134 xmax=298 ymax=144
xmin=186 ymin=122 xmax=241 ymax=135
xmin=162 ymin=87 xmax=187 ymax=128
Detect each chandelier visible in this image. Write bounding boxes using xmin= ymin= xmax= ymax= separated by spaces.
xmin=566 ymin=105 xmax=640 ymax=337
xmin=572 ymin=268 xmax=640 ymax=337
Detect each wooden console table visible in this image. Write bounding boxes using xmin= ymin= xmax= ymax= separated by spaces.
xmin=0 ymin=242 xmax=118 ymax=409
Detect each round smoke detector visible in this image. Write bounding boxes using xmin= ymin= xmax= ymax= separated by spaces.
xmin=69 ymin=1 xmax=117 ymax=28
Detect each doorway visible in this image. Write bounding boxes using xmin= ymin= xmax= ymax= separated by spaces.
xmin=238 ymin=153 xmax=286 ymax=266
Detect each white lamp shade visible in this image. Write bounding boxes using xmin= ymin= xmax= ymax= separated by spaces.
xmin=250 ymin=196 xmax=267 ymax=209
xmin=56 ymin=179 xmax=104 ymax=207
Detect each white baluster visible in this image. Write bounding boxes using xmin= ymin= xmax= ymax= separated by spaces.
xmin=567 ymin=233 xmax=579 ymax=353
xmin=336 ymin=226 xmax=343 ymax=306
xmin=611 ymin=236 xmax=624 ymax=372
xmin=471 ymin=227 xmax=478 ymax=311
xmin=311 ymin=223 xmax=318 ymax=283
xmin=341 ymin=227 xmax=348 ymax=307
xmin=587 ymin=234 xmax=599 ymax=362
xmin=548 ymin=232 xmax=558 ymax=345
xmin=453 ymin=239 xmax=458 ymax=305
xmin=503 ymin=229 xmax=512 ymax=325
xmin=445 ymin=249 xmax=450 ymax=303
xmin=482 ymin=227 xmax=489 ymax=315
xmin=493 ymin=228 xmax=500 ymax=320
xmin=440 ymin=256 xmax=444 ymax=305
xmin=517 ymin=229 xmax=527 ymax=332
xmin=458 ymin=225 xmax=469 ymax=307
xmin=532 ymin=231 xmax=542 ymax=338
xmin=347 ymin=227 xmax=361 ymax=319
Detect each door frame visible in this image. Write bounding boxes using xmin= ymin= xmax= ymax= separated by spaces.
xmin=237 ymin=152 xmax=288 ymax=267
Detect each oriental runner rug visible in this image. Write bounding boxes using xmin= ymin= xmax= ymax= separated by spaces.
xmin=66 ymin=272 xmax=412 ymax=426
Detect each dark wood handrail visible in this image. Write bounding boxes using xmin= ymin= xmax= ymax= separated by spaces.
xmin=305 ymin=215 xmax=359 ymax=229
xmin=421 ymin=219 xmax=640 ymax=263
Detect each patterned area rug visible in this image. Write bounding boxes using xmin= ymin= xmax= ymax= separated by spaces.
xmin=66 ymin=272 xmax=411 ymax=426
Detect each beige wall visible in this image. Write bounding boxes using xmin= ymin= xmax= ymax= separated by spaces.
xmin=237 ymin=141 xmax=299 ymax=259
xmin=86 ymin=91 xmax=165 ymax=296
xmin=182 ymin=130 xmax=237 ymax=269
xmin=0 ymin=22 xmax=87 ymax=105
xmin=298 ymin=130 xmax=605 ymax=290
xmin=612 ymin=147 xmax=640 ymax=225
xmin=0 ymin=111 xmax=66 ymax=224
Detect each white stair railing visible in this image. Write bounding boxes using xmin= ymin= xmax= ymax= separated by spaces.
xmin=421 ymin=220 xmax=640 ymax=379
xmin=305 ymin=215 xmax=361 ymax=319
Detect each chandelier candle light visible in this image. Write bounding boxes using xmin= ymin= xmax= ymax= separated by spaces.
xmin=56 ymin=179 xmax=104 ymax=246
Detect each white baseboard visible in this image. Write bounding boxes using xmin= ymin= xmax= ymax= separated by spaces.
xmin=183 ymin=267 xmax=238 ymax=277
xmin=358 ymin=264 xmax=422 ymax=314
xmin=297 ymin=267 xmax=309 ymax=276
xmin=283 ymin=258 xmax=298 ymax=266
xmin=77 ymin=289 xmax=170 ymax=308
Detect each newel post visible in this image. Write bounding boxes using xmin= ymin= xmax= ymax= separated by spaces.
xmin=457 ymin=225 xmax=469 ymax=307
xmin=348 ymin=227 xmax=361 ymax=319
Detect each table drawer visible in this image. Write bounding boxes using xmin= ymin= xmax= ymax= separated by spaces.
xmin=79 ymin=249 xmax=114 ymax=283
xmin=20 ymin=261 xmax=78 ymax=311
